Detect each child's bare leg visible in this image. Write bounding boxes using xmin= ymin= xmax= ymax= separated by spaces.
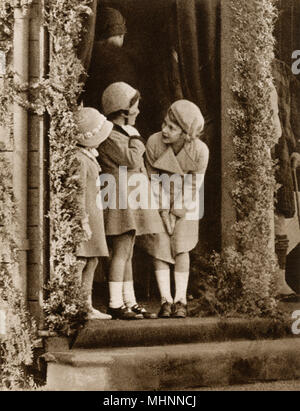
xmin=77 ymin=258 xmax=87 ymax=284
xmin=108 ymin=232 xmax=142 ymax=319
xmin=122 ymin=243 xmax=157 ymax=318
xmin=81 ymin=257 xmax=112 ymax=320
xmin=109 ymin=232 xmax=135 ymax=309
xmin=81 ymin=257 xmax=98 ymax=308
xmin=123 ymin=234 xmax=137 ymax=308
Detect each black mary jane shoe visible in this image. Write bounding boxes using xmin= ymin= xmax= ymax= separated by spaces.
xmin=131 ymin=304 xmax=157 ymax=319
xmin=172 ymin=301 xmax=187 ymax=318
xmin=158 ymin=301 xmax=173 ymax=318
xmin=107 ymin=306 xmax=143 ymax=320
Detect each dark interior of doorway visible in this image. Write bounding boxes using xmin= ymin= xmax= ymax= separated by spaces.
xmin=87 ymin=0 xmax=222 ymax=305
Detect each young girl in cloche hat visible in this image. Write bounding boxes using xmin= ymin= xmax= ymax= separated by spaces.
xmin=74 ymin=106 xmax=113 ymax=320
xmin=142 ymin=100 xmax=209 ymax=318
xmin=98 ymin=82 xmax=165 ymax=320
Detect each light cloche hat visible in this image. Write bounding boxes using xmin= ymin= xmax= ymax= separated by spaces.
xmin=101 ymin=82 xmax=139 ymax=116
xmin=74 ymin=107 xmax=113 ymax=147
xmin=169 ymin=100 xmax=204 ymax=141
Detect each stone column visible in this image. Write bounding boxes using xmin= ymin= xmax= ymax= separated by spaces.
xmin=13 ymin=5 xmax=30 ymax=299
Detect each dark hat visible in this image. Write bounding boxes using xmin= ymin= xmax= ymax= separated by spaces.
xmin=96 ymin=7 xmax=127 ymax=41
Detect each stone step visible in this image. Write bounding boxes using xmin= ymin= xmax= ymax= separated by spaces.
xmin=45 ymin=338 xmax=300 ymax=390
xmin=72 ymin=317 xmax=292 ymax=349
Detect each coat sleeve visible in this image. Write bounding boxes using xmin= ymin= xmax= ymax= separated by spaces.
xmin=104 ymin=133 xmax=145 ymax=169
xmin=75 ymin=154 xmax=89 ymax=223
xmin=145 ymin=137 xmax=171 ymax=212
xmin=291 ymin=74 xmax=300 ymax=153
xmin=171 ymin=141 xmax=209 ymax=218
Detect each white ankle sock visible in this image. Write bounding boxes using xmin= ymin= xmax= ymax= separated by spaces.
xmin=108 ymin=281 xmax=124 ymax=308
xmin=155 ymin=269 xmax=173 ymax=304
xmin=123 ymin=281 xmax=137 ymax=308
xmin=174 ymin=271 xmax=189 ymax=304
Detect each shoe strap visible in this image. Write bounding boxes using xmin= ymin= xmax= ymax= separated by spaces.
xmin=132 ymin=304 xmax=146 ymax=312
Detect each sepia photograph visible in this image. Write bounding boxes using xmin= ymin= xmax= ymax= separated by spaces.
xmin=0 ymin=0 xmax=300 ymax=394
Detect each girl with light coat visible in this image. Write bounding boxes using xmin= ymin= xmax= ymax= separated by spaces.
xmin=74 ymin=107 xmax=113 ymax=320
xmin=142 ymin=100 xmax=209 ymax=318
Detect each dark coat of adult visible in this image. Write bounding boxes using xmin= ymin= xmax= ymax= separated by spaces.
xmin=82 ymin=42 xmax=139 ymax=112
xmin=273 ymin=59 xmax=300 ymax=218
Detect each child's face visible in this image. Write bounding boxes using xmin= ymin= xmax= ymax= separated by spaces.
xmin=107 ymin=34 xmax=125 ymax=47
xmin=161 ymin=114 xmax=184 ymax=145
xmin=127 ymin=100 xmax=140 ymax=126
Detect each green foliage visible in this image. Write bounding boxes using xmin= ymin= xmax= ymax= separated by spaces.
xmin=193 ymin=0 xmax=280 ymax=317
xmin=0 ymin=0 xmax=36 ymax=390
xmin=0 ymin=276 xmax=37 ymax=390
xmin=1 ymin=0 xmax=93 ymax=337
xmin=41 ymin=1 xmax=94 ymax=334
xmin=43 ymin=276 xmax=88 ymax=336
xmin=228 ymin=0 xmax=280 ymax=316
xmin=191 ymin=250 xmax=278 ymax=318
xmin=190 ymin=252 xmax=243 ymax=317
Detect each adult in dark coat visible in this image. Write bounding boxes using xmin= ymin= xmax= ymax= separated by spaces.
xmin=82 ymin=7 xmax=139 ymax=112
xmin=272 ymin=59 xmax=300 ymax=300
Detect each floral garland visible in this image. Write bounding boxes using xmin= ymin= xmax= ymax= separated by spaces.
xmin=42 ymin=1 xmax=94 ymax=335
xmin=0 ymin=0 xmax=283 ymax=349
xmin=0 ymin=0 xmax=37 ymax=390
xmin=208 ymin=0 xmax=279 ymax=316
xmin=192 ymin=0 xmax=281 ymax=318
xmin=1 ymin=0 xmax=94 ymax=337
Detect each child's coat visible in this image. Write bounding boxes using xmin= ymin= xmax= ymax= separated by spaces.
xmin=76 ymin=148 xmax=109 ymax=257
xmin=97 ymin=125 xmax=165 ymax=236
xmin=141 ymin=131 xmax=209 ymax=262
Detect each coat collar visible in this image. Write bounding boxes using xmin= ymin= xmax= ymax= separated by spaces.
xmin=78 ymin=147 xmax=101 ymax=172
xmin=113 ymin=123 xmax=130 ymax=137
xmin=153 ymin=141 xmax=199 ymax=175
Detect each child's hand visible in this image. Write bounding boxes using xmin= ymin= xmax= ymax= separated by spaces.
xmin=160 ymin=210 xmax=173 ymax=236
xmin=291 ymin=152 xmax=300 ymax=169
xmin=169 ymin=212 xmax=177 ymax=235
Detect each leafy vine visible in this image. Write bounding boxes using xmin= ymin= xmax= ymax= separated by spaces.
xmin=193 ymin=0 xmax=280 ymax=317
xmin=0 ymin=0 xmax=37 ymax=390
xmin=42 ymin=0 xmax=94 ymax=335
